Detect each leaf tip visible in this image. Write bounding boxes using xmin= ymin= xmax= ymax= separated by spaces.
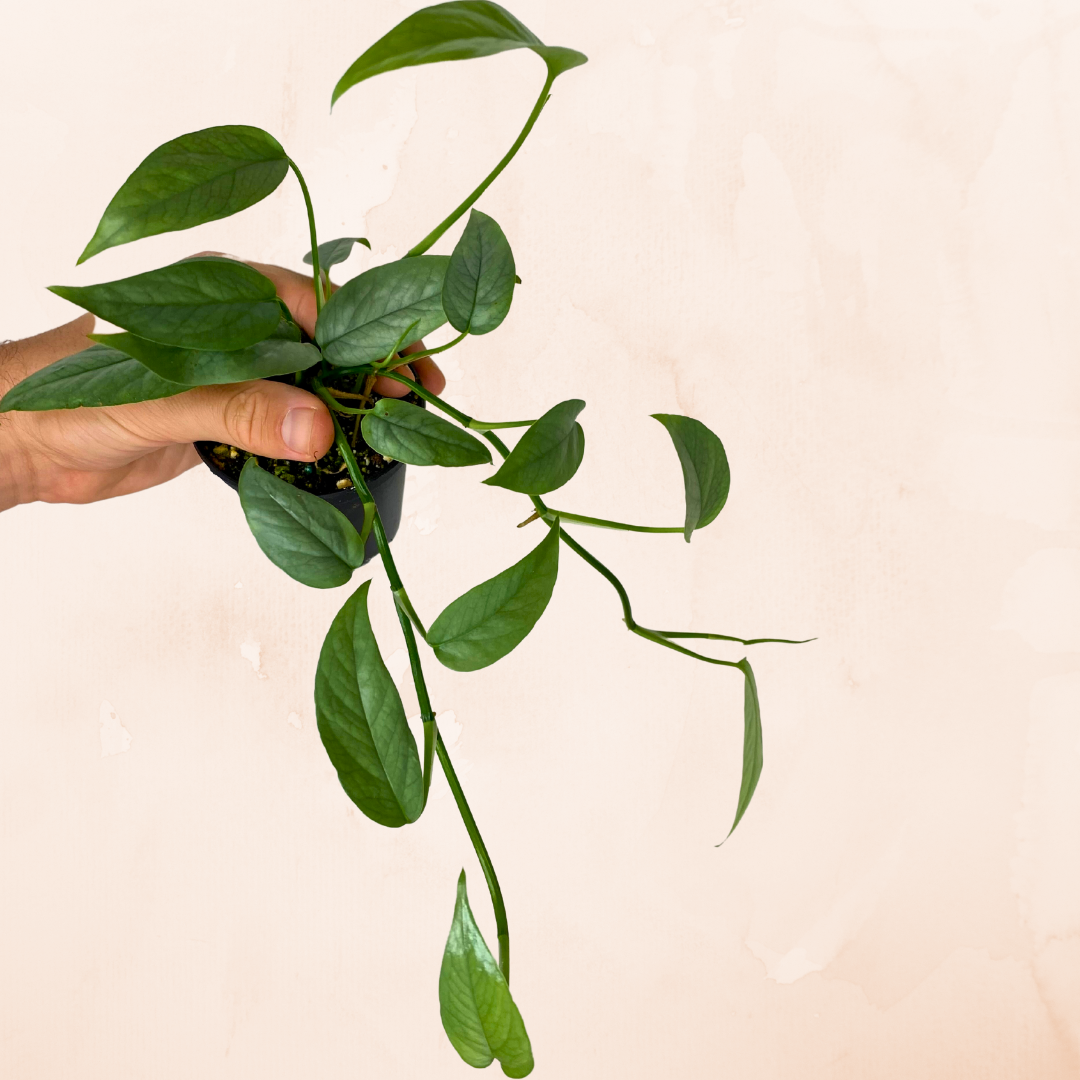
xmin=75 ymin=234 xmax=104 ymax=265
xmin=330 ymin=68 xmax=365 ymax=110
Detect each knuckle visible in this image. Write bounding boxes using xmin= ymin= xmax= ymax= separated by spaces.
xmin=222 ymin=385 xmax=275 ymax=449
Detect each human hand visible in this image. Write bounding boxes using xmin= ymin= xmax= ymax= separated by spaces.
xmin=0 ymin=259 xmax=446 ymax=511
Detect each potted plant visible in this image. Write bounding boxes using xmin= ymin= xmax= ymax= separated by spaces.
xmin=0 ymin=3 xmax=808 ymax=1073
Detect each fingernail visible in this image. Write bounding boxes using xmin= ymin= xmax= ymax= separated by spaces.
xmin=282 ymin=407 xmax=316 ymax=457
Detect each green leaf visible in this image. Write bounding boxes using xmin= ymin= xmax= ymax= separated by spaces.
xmin=651 ymin=414 xmax=731 ymax=542
xmin=440 ymin=871 xmax=534 ymax=1077
xmin=443 ymin=209 xmax=515 ymax=334
xmin=0 ymin=344 xmax=188 ymax=411
xmin=427 ymin=526 xmax=559 ymax=672
xmin=238 ymin=458 xmax=367 ymax=588
xmin=303 ymin=236 xmax=370 ymax=270
xmin=725 ymin=659 xmax=762 ymax=840
xmin=90 ymin=321 xmax=320 ymax=386
xmin=484 ymin=399 xmax=584 ymax=495
xmin=315 ymin=579 xmax=425 ymax=827
xmin=315 ymin=256 xmax=450 ymax=366
xmin=78 ymin=125 xmax=289 ymax=264
xmin=50 ymin=257 xmax=281 ymax=351
xmin=276 ymin=298 xmax=303 ymax=331
xmin=332 ymin=1 xmax=587 ymax=107
xmin=361 ymin=399 xmax=491 ymax=467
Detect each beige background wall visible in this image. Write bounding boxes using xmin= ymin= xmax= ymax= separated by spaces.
xmin=3 ymin=1 xmax=1080 ymax=1076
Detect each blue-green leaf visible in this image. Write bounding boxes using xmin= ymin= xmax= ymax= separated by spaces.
xmin=303 ymin=236 xmax=371 ymax=270
xmin=50 ymin=257 xmax=281 ymax=351
xmin=439 ymin=871 xmax=534 ymax=1077
xmin=427 ymin=526 xmax=559 ymax=671
xmin=443 ymin=209 xmax=515 ymax=334
xmin=484 ymin=399 xmax=584 ymax=495
xmin=315 ymin=256 xmax=450 ymax=366
xmin=332 ymin=1 xmax=587 ymax=107
xmin=90 ymin=320 xmax=320 ymax=386
xmin=724 ymin=658 xmax=762 ymax=841
xmin=238 ymin=458 xmax=367 ymax=588
xmin=315 ymin=579 xmax=425 ymax=827
xmin=361 ymin=399 xmax=491 ymax=466
xmin=651 ymin=413 xmax=730 ymax=542
xmin=78 ymin=125 xmax=289 ymax=263
xmin=0 ymin=345 xmax=187 ymax=411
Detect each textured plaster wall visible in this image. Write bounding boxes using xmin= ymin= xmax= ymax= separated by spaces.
xmin=2 ymin=1 xmax=1080 ymax=1077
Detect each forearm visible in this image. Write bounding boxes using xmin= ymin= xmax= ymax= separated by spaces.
xmin=0 ymin=339 xmax=35 ymax=511
xmin=0 ymin=320 xmax=95 ymax=512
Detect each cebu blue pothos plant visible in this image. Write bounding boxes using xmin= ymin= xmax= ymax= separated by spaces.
xmin=0 ymin=3 xmax=809 ymax=1073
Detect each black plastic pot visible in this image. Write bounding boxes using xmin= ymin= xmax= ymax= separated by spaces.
xmin=195 ymin=441 xmax=406 ymax=567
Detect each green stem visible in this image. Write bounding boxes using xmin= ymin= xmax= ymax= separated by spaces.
xmin=377 ymin=319 xmax=423 ymax=371
xmin=379 ymin=371 xmax=472 ymax=424
xmin=630 ymin=625 xmax=742 ymax=668
xmin=375 ymin=373 xmax=808 ymax=661
xmin=393 ymin=586 xmax=428 ymax=639
xmin=312 ymin=377 xmax=373 ymax=416
xmin=406 ymin=69 xmax=556 ymax=257
xmin=387 ymin=331 xmax=468 ymax=366
xmin=542 ymin=509 xmax=682 ymax=534
xmin=436 ymin=732 xmax=510 ymax=983
xmin=330 ymin=407 xmax=508 ymax=971
xmin=335 ymin=333 xmax=470 ymax=381
xmin=467 ymin=418 xmax=536 ymax=431
xmin=287 ymin=157 xmax=325 ymax=313
xmin=654 ymin=630 xmax=816 ymax=646
xmin=329 ymin=409 xmax=436 ymax=808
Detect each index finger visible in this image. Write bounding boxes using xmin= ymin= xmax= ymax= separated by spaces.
xmin=190 ymin=257 xmax=446 ymax=395
xmin=192 ymin=253 xmax=322 ymax=337
xmin=245 ymin=260 xmax=322 ymax=338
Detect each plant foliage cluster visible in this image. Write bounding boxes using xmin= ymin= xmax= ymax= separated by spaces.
xmin=1 ymin=4 xmax=808 ymax=1072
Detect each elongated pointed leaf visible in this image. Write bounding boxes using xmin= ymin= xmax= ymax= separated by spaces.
xmin=361 ymin=399 xmax=491 ymax=467
xmin=651 ymin=413 xmax=730 ymax=542
xmin=303 ymin=236 xmax=370 ymax=270
xmin=50 ymin=257 xmax=281 ymax=351
xmin=0 ymin=345 xmax=188 ymax=411
xmin=440 ymin=871 xmax=534 ymax=1077
xmin=428 ymin=526 xmax=558 ymax=671
xmin=443 ymin=209 xmax=515 ymax=334
xmin=78 ymin=125 xmax=289 ymax=264
xmin=238 ymin=458 xmax=367 ymax=588
xmin=332 ymin=1 xmax=587 ymax=106
xmin=91 ymin=322 xmax=319 ymax=386
xmin=484 ymin=399 xmax=584 ymax=495
xmin=725 ymin=659 xmax=762 ymax=839
xmin=315 ymin=579 xmax=425 ymax=827
xmin=316 ymin=256 xmax=449 ymax=366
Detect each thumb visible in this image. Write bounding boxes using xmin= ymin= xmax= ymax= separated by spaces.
xmin=136 ymin=380 xmax=335 ymax=461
